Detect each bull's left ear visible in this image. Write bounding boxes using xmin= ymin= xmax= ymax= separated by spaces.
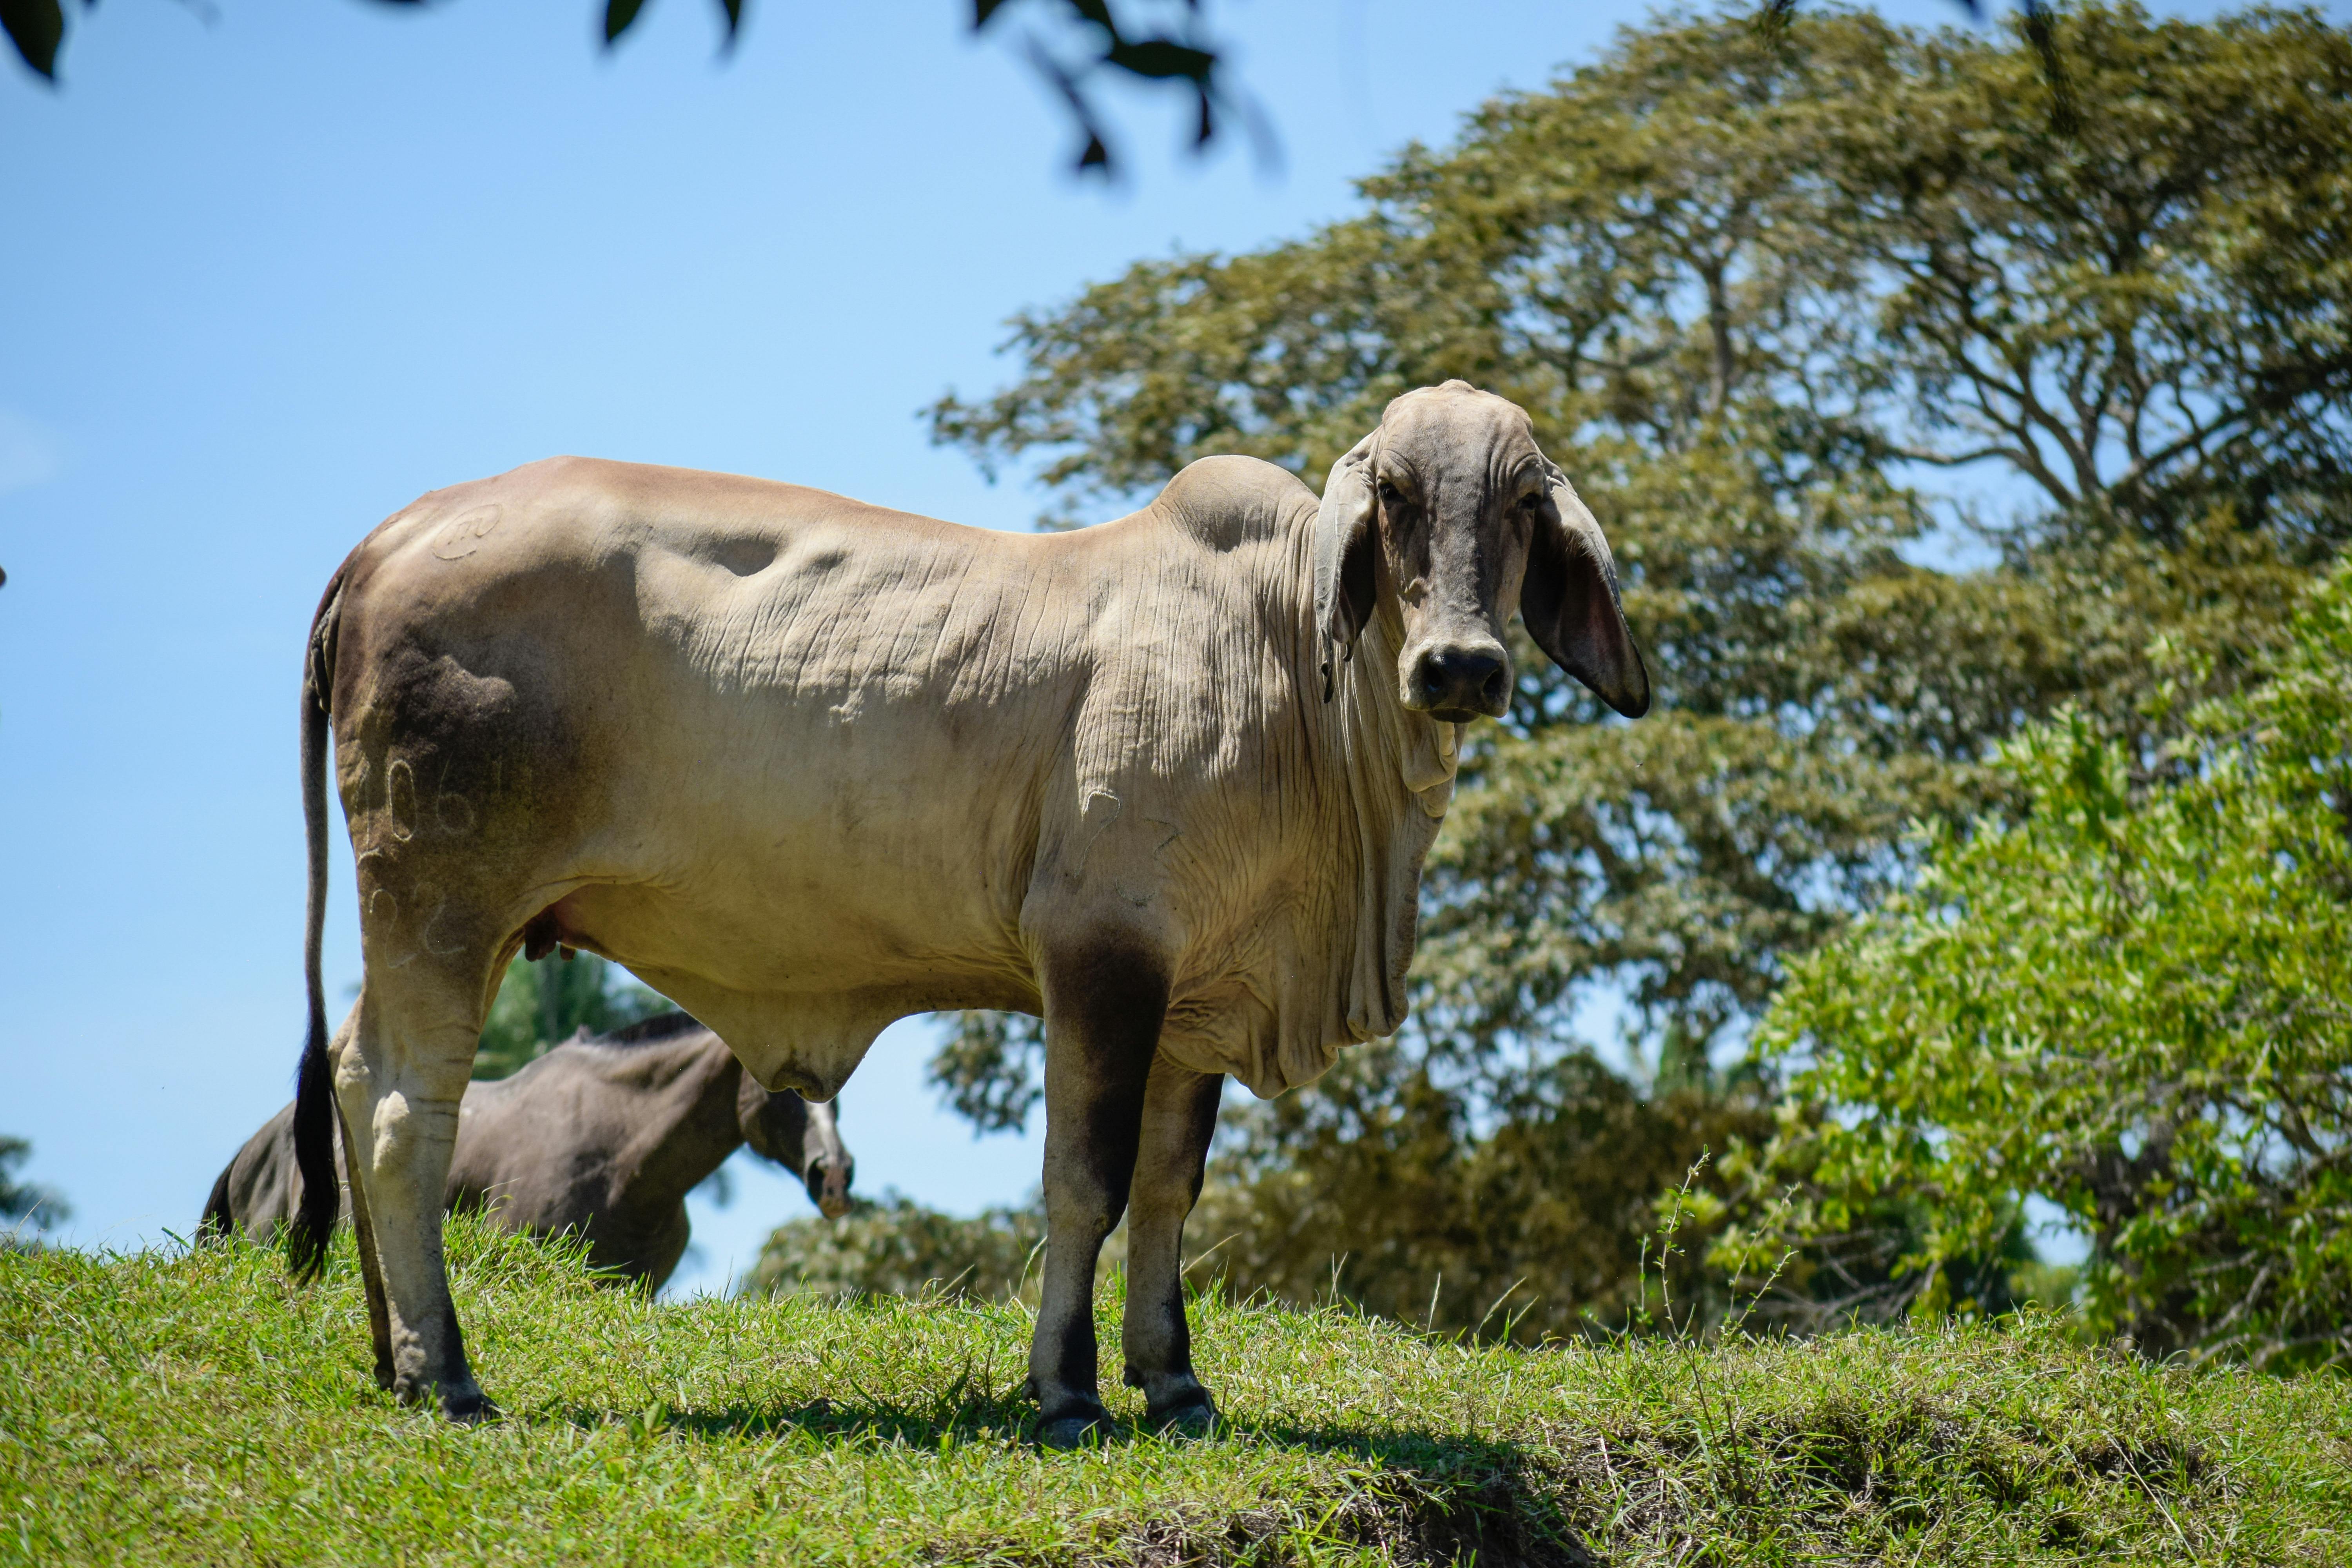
xmin=1312 ymin=433 xmax=1379 ymax=658
xmin=1523 ymin=461 xmax=1651 ymax=718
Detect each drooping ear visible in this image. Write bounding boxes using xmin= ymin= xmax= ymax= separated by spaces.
xmin=1522 ymin=461 xmax=1651 ymax=718
xmin=1312 ymin=432 xmax=1380 ymax=658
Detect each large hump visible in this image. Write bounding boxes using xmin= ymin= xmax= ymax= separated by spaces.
xmin=1149 ymin=455 xmax=1315 ymax=553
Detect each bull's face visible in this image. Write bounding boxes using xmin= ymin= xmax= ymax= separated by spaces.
xmin=1312 ymin=381 xmax=1650 ymax=722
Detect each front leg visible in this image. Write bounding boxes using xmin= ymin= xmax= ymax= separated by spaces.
xmin=1120 ymin=1056 xmax=1223 ymax=1432
xmin=1029 ymin=937 xmax=1168 ymax=1448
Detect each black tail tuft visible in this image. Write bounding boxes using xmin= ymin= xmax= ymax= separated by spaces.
xmin=289 ymin=995 xmax=337 ymax=1279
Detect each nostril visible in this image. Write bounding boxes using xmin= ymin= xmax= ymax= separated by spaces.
xmin=1412 ymin=646 xmax=1508 ymax=715
xmin=1445 ymin=648 xmax=1501 ymax=688
xmin=809 ymin=1161 xmax=852 ymax=1216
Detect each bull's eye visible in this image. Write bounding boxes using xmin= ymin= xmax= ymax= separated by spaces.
xmin=1377 ymin=479 xmax=1403 ymax=506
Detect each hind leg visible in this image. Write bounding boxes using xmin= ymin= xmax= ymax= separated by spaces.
xmin=332 ymin=963 xmax=493 ymax=1419
xmin=323 ymin=1013 xmax=396 ymax=1390
xmin=335 ymin=1129 xmax=396 ymax=1388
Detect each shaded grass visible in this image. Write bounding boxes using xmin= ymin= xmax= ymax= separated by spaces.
xmin=3 ymin=1217 xmax=2347 ymax=1565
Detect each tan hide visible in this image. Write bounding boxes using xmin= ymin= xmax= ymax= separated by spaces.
xmin=323 ymin=452 xmax=1461 ymax=1100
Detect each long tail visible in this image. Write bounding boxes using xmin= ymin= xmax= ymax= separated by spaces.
xmin=288 ymin=569 xmax=346 ymax=1281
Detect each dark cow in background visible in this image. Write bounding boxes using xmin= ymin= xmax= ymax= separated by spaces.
xmin=207 ymin=1013 xmax=852 ymax=1291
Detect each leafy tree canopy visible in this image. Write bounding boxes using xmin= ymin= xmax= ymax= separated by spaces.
xmin=5 ymin=0 xmax=1243 ymax=178
xmin=920 ymin=2 xmax=2350 ymax=1330
xmin=473 ymin=953 xmax=668 ymax=1081
xmin=0 ymin=1135 xmax=67 ymax=1245
xmin=927 ymin=0 xmax=2348 ymax=1085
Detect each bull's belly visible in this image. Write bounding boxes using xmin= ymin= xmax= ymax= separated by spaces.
xmin=544 ymin=814 xmax=1041 ymax=1098
xmin=557 ymin=868 xmax=1033 ymax=1003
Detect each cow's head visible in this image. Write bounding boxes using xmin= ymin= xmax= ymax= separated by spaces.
xmin=738 ymin=1076 xmax=856 ymax=1219
xmin=1313 ymin=381 xmax=1650 ymax=722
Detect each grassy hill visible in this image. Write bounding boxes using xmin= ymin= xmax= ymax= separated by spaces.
xmin=4 ymin=1219 xmax=2347 ymax=1565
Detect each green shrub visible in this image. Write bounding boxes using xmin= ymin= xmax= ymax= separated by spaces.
xmin=1733 ymin=566 xmax=2352 ymax=1367
xmin=749 ymin=1191 xmax=1049 ymax=1303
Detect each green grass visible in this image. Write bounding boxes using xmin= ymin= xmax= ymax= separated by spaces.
xmin=4 ymin=1219 xmax=2347 ymax=1565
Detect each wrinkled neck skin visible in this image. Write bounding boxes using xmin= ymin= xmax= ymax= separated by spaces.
xmin=1291 ymin=519 xmax=1463 ymax=1041
xmin=595 ymin=1033 xmax=746 ymax=1226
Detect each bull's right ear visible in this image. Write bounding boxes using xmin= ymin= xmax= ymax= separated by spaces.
xmin=1524 ymin=460 xmax=1651 ymax=718
xmin=1312 ymin=434 xmax=1380 ymax=667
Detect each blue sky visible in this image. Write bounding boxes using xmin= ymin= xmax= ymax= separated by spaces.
xmin=0 ymin=0 xmax=2282 ymax=1294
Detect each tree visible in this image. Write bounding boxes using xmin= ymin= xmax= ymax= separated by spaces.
xmin=922 ymin=3 xmax=2350 ymax=1328
xmin=1189 ymin=1045 xmax=1775 ymax=1339
xmin=1730 ymin=564 xmax=2352 ymax=1368
xmin=4 ymin=0 xmax=1244 ymax=178
xmin=1814 ymin=3 xmax=2352 ymax=539
xmin=0 ymin=1135 xmax=67 ymax=1248
xmin=472 ymin=952 xmax=668 ymax=1080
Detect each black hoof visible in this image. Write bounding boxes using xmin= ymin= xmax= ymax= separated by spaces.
xmin=438 ymin=1383 xmax=498 ymax=1424
xmin=1147 ymin=1392 xmax=1218 ymax=1438
xmin=1036 ymin=1406 xmax=1114 ymax=1450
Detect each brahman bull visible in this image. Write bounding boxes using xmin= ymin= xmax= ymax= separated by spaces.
xmin=209 ymin=1012 xmax=853 ymax=1290
xmin=285 ymin=380 xmax=1647 ymax=1440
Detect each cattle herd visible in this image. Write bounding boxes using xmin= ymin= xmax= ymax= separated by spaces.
xmin=218 ymin=381 xmax=1646 ymax=1446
